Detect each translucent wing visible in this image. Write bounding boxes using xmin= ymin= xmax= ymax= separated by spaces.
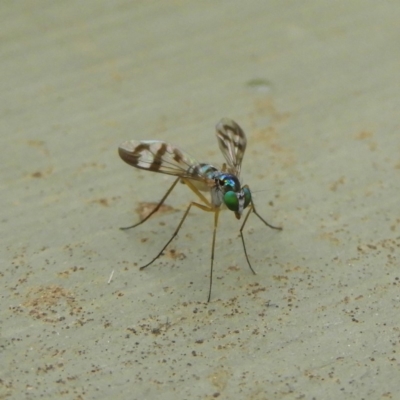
xmin=118 ymin=140 xmax=207 ymax=182
xmin=215 ymin=118 xmax=247 ymax=176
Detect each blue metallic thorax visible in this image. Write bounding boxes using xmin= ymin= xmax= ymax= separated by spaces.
xmin=216 ymin=173 xmax=241 ymax=193
xmin=206 ymin=170 xmax=242 ymax=208
xmin=193 ymin=164 xmax=247 ymax=215
xmin=199 ymin=165 xmax=240 ymax=190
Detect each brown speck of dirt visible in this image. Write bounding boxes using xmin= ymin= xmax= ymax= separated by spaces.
xmin=29 ymin=167 xmax=53 ymax=179
xmin=330 ymin=176 xmax=345 ymax=192
xmin=89 ymin=196 xmax=119 ymax=207
xmin=136 ymin=202 xmax=176 ymax=221
xmin=319 ymin=232 xmax=340 ymax=245
xmin=92 ymin=198 xmax=109 ymax=207
xmin=355 ymin=131 xmax=373 ymax=140
xmin=273 ymin=275 xmax=288 ymax=281
xmin=151 ymin=328 xmax=161 ymax=335
xmin=23 ymin=285 xmax=82 ymax=323
xmin=58 ymin=266 xmax=83 ymax=277
xmin=354 ymin=131 xmax=377 ymax=151
xmin=165 ymin=248 xmax=186 ymax=260
xmin=27 ymin=140 xmax=50 ymax=156
xmin=253 ymin=98 xmax=291 ymax=123
xmin=77 ymin=162 xmax=106 ymax=172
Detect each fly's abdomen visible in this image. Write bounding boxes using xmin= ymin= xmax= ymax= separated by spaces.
xmin=187 ymin=164 xmax=219 ymax=192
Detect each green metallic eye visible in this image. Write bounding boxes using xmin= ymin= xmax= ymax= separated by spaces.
xmin=243 ymin=187 xmax=251 ymax=209
xmin=223 ymin=191 xmax=238 ymax=211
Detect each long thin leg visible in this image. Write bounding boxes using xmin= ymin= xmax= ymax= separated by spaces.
xmin=251 ymin=201 xmax=282 ymax=231
xmin=239 ymin=206 xmax=257 ymax=274
xmin=181 ymin=178 xmax=212 ymax=208
xmin=120 ymin=177 xmax=180 ymax=230
xmin=208 ymin=209 xmax=220 ymax=302
xmin=239 ymin=199 xmax=282 ymax=274
xmin=131 ymin=178 xmax=217 ymax=301
xmin=140 ymin=201 xmax=213 ymax=270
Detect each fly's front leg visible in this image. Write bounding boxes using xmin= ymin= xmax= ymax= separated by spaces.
xmin=250 ymin=201 xmax=282 ymax=231
xmin=208 ymin=209 xmax=220 ymax=302
xmin=239 ymin=191 xmax=282 ymax=274
xmin=239 ymin=206 xmax=257 ymax=274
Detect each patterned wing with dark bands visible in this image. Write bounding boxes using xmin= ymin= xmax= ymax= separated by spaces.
xmin=215 ymin=118 xmax=247 ymax=177
xmin=118 ymin=140 xmax=206 ymax=182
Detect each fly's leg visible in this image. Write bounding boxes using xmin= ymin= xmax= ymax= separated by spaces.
xmin=239 ymin=192 xmax=282 ymax=274
xmin=120 ymin=177 xmax=180 ymax=230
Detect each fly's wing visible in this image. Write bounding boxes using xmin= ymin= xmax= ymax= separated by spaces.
xmin=215 ymin=118 xmax=247 ymax=177
xmin=118 ymin=140 xmax=207 ymax=182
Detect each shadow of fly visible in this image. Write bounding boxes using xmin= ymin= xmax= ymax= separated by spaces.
xmin=118 ymin=118 xmax=282 ymax=302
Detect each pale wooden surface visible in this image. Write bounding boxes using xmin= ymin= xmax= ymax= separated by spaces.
xmin=1 ymin=1 xmax=400 ymax=399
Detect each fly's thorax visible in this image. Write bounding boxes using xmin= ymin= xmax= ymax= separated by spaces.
xmin=211 ymin=173 xmax=252 ymax=218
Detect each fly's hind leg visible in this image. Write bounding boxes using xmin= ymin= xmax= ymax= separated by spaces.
xmin=120 ymin=177 xmax=180 ymax=230
xmin=138 ymin=177 xmax=220 ymax=302
xmin=139 ymin=201 xmax=214 ymax=271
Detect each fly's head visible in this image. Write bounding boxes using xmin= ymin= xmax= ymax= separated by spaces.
xmin=217 ymin=174 xmax=251 ymax=219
